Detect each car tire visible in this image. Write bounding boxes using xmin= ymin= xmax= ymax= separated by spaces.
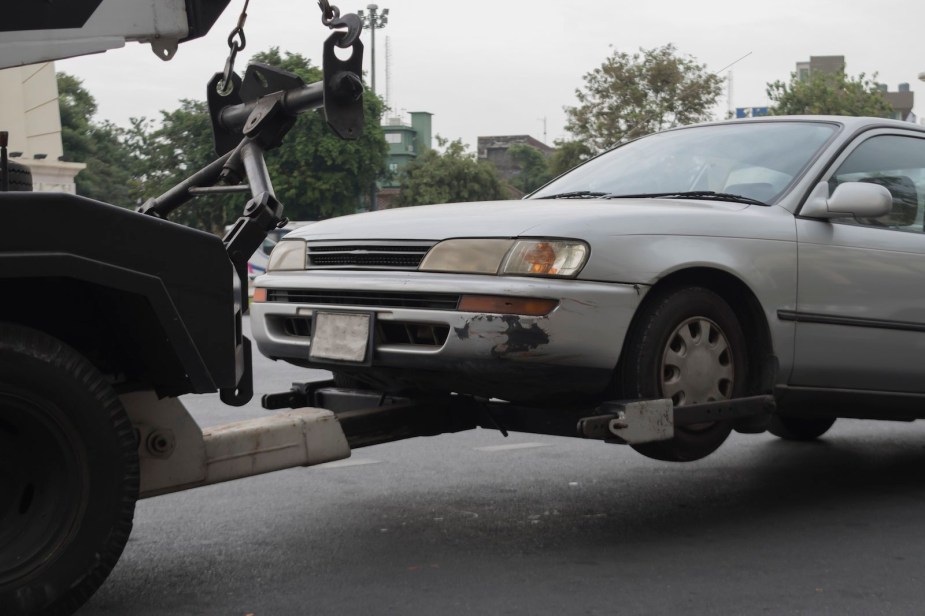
xmin=2 ymin=161 xmax=33 ymax=191
xmin=0 ymin=323 xmax=139 ymax=616
xmin=620 ymin=286 xmax=747 ymax=462
xmin=767 ymin=415 xmax=835 ymax=441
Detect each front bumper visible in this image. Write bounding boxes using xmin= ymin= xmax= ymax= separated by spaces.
xmin=251 ymin=271 xmax=645 ymax=403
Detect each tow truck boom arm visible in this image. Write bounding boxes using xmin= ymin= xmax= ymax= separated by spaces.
xmin=0 ymin=0 xmax=232 ymax=69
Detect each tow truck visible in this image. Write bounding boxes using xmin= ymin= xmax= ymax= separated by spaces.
xmin=0 ymin=3 xmax=369 ymax=613
xmin=0 ymin=3 xmax=775 ymax=614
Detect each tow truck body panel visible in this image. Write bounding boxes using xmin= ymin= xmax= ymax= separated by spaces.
xmin=0 ymin=0 xmax=232 ymax=68
xmin=0 ymin=192 xmax=242 ymax=397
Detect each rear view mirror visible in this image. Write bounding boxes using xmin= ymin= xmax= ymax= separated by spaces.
xmin=858 ymin=176 xmax=919 ymax=226
xmin=802 ymin=182 xmax=892 ymax=220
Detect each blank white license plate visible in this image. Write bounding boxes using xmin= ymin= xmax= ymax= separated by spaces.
xmin=309 ymin=311 xmax=372 ymax=364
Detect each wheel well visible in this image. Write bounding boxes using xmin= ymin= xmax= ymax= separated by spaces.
xmin=0 ymin=277 xmax=191 ymax=394
xmin=619 ymin=267 xmax=776 ymax=395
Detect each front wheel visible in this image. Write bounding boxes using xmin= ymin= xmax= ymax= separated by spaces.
xmin=768 ymin=415 xmax=836 ymax=441
xmin=619 ymin=287 xmax=748 ymax=462
xmin=0 ymin=324 xmax=139 ymax=616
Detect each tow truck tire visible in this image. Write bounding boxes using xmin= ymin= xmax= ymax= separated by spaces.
xmin=0 ymin=323 xmax=139 ymax=616
xmin=620 ymin=287 xmax=746 ymax=462
xmin=2 ymin=161 xmax=33 ymax=191
xmin=768 ymin=415 xmax=836 ymax=441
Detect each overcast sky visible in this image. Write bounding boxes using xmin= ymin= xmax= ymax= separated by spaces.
xmin=60 ymin=0 xmax=925 ymax=150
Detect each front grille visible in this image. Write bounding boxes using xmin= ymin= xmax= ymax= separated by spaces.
xmin=377 ymin=321 xmax=450 ymax=347
xmin=307 ymin=240 xmax=435 ymax=270
xmin=267 ymin=289 xmax=461 ymax=311
xmin=283 ymin=316 xmax=312 ymax=337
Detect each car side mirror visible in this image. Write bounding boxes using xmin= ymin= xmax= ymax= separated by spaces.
xmin=802 ymin=181 xmax=893 ymax=220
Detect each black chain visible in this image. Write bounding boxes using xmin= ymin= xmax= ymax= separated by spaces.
xmin=317 ymin=0 xmax=340 ymax=26
xmin=216 ymin=0 xmax=355 ymax=95
xmin=217 ymin=0 xmax=250 ymax=96
xmin=317 ymin=0 xmax=362 ymax=48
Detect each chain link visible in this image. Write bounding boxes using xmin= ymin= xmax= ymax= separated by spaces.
xmin=217 ymin=0 xmax=250 ymax=96
xmin=217 ymin=0 xmax=352 ymax=95
xmin=317 ymin=0 xmax=340 ymax=26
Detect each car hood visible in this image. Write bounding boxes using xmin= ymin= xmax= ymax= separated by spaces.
xmin=287 ymin=198 xmax=784 ymax=242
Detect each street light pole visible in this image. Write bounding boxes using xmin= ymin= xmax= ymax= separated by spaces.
xmin=357 ymin=4 xmax=388 ymax=211
xmin=357 ymin=4 xmax=389 ymax=95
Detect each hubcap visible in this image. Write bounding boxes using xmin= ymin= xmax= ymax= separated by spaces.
xmin=0 ymin=390 xmax=85 ymax=586
xmin=660 ymin=317 xmax=734 ymax=407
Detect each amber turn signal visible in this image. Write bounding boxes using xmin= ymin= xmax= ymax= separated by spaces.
xmin=252 ymin=287 xmax=268 ymax=302
xmin=458 ymin=295 xmax=558 ymax=316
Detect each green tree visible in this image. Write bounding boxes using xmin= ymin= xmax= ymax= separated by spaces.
xmin=507 ymin=144 xmax=552 ymax=193
xmin=396 ymin=137 xmax=507 ymax=206
xmin=564 ymin=44 xmax=724 ymax=152
xmin=133 ymin=100 xmax=236 ymax=234
xmin=766 ymin=69 xmax=893 ymax=117
xmin=57 ymin=73 xmax=137 ymax=205
xmin=547 ymin=139 xmax=594 ymax=178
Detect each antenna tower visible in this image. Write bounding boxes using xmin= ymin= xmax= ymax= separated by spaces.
xmin=385 ymin=35 xmax=392 ymax=111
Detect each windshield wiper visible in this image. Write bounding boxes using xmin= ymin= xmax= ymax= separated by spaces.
xmin=537 ymin=190 xmax=612 ymax=199
xmin=604 ymin=191 xmax=769 ymax=206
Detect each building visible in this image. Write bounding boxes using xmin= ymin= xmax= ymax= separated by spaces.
xmin=476 ymin=135 xmax=555 ymax=198
xmin=795 ymin=55 xmax=916 ymax=122
xmin=477 ymin=135 xmax=554 ymax=182
xmin=795 ymin=55 xmax=846 ymax=82
xmin=0 ymin=63 xmax=84 ymax=192
xmin=882 ymin=82 xmax=914 ymax=122
xmin=377 ymin=111 xmax=432 ymax=209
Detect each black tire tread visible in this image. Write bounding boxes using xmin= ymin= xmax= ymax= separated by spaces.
xmin=2 ymin=161 xmax=33 ymax=192
xmin=620 ymin=286 xmax=744 ymax=462
xmin=0 ymin=323 xmax=138 ymax=616
xmin=767 ymin=415 xmax=836 ymax=441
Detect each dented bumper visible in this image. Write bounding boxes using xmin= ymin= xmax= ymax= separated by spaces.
xmin=251 ymin=271 xmax=645 ymax=402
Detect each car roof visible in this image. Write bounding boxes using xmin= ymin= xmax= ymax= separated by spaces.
xmin=689 ymin=115 xmax=925 ymax=134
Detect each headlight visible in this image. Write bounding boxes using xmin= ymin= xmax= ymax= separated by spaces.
xmin=419 ymin=239 xmax=514 ymax=274
xmin=419 ymin=238 xmax=588 ymax=278
xmin=501 ymin=240 xmax=588 ymax=277
xmin=267 ymin=239 xmax=306 ymax=271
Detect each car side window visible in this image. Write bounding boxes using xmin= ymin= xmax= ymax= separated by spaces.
xmin=830 ymin=134 xmax=925 ymax=232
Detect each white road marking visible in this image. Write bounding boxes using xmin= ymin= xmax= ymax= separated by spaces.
xmin=315 ymin=458 xmax=381 ymax=469
xmin=474 ymin=442 xmax=550 ymax=452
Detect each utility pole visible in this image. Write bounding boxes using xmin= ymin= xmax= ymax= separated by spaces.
xmin=357 ymin=4 xmax=388 ymax=210
xmin=358 ymin=4 xmax=388 ymax=95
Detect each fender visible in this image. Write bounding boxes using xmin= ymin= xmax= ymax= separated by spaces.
xmin=0 ymin=192 xmax=242 ymax=396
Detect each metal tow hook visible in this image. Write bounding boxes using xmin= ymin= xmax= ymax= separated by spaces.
xmin=318 ymin=0 xmax=363 ymax=47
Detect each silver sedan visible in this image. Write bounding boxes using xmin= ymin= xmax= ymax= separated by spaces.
xmin=252 ymin=116 xmax=925 ymax=461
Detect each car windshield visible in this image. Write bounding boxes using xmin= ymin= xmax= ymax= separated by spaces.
xmin=531 ymin=121 xmax=838 ymax=205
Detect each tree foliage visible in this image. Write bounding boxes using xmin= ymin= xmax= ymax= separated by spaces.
xmin=507 ymin=144 xmax=553 ymax=194
xmin=547 ymin=140 xmax=594 ymax=178
xmin=564 ymin=44 xmax=724 ymax=152
xmin=395 ymin=137 xmax=507 ymax=206
xmin=133 ymin=100 xmax=236 ymax=233
xmin=58 ymin=73 xmax=138 ymax=205
xmin=766 ymin=69 xmax=893 ymax=117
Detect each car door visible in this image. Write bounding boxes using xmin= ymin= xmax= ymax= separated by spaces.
xmin=791 ymin=130 xmax=925 ymax=393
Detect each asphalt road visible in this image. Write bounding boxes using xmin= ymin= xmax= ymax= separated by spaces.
xmin=81 ymin=323 xmax=925 ymax=615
